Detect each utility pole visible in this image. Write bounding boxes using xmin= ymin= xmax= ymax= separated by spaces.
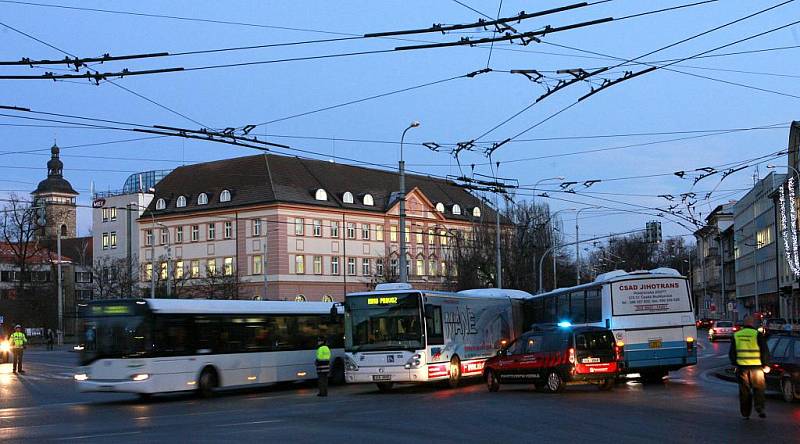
xmin=398 ymin=121 xmax=420 ymax=284
xmin=57 ymin=229 xmax=63 ymax=344
xmin=263 ymin=221 xmax=268 ymax=299
xmin=126 ymin=203 xmax=133 ymax=297
xmin=495 ymin=190 xmax=502 ymax=289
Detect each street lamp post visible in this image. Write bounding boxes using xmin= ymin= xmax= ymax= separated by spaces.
xmin=575 ymin=207 xmax=600 ymax=285
xmin=156 ymin=222 xmax=171 ymax=297
xmin=399 ymin=121 xmax=420 ymax=284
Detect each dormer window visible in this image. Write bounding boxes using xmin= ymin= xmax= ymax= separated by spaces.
xmin=435 ymin=202 xmax=445 ymax=212
xmin=363 ymin=194 xmax=374 ymax=206
xmin=472 ymin=207 xmax=481 ymax=217
xmin=452 ymin=204 xmax=462 ymax=215
xmin=220 ymin=189 xmax=231 ymax=203
xmin=343 ymin=191 xmax=354 ymax=204
xmin=197 ymin=193 xmax=208 ymax=205
xmin=176 ymin=196 xmax=187 ymax=208
xmin=155 ymin=198 xmax=166 ymax=210
xmin=315 ymin=189 xmax=328 ymax=201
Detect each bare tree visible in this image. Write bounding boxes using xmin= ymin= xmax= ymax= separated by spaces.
xmin=91 ymin=256 xmax=141 ymax=299
xmin=1 ymin=194 xmax=45 ymax=296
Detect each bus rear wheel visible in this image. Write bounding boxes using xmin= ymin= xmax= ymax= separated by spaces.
xmin=448 ymin=357 xmax=462 ymax=388
xmin=376 ymin=382 xmax=394 ymax=392
xmin=197 ymin=367 xmax=219 ymax=398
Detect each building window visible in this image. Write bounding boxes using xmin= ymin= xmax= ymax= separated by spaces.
xmin=363 ymin=194 xmax=374 ymax=206
xmin=376 ymin=225 xmax=384 ymax=241
xmin=362 ymin=224 xmax=370 ymax=240
xmin=436 ymin=202 xmax=445 ymax=213
xmin=295 ymin=294 xmax=306 ymax=302
xmin=252 ymin=219 xmax=262 ymax=236
xmin=208 ymin=223 xmax=216 ymax=240
xmin=416 ymin=258 xmax=425 ymax=276
xmin=362 ymin=258 xmax=370 ymax=276
xmin=331 ymin=256 xmax=339 ymax=275
xmin=313 ymin=220 xmax=322 ymax=237
xmin=347 ymin=257 xmax=356 ymax=276
xmin=429 ymin=259 xmax=437 ymax=275
xmin=176 ymin=226 xmax=184 ymax=243
xmin=376 ymin=258 xmax=384 ymax=276
xmin=416 ymin=230 xmax=423 ymax=244
xmin=110 ymin=231 xmax=117 ymax=249
xmin=440 ymin=230 xmax=448 ymax=246
xmin=315 ymin=189 xmax=327 ymax=201
xmin=220 ymin=189 xmax=231 ymax=202
xmin=472 ymin=207 xmax=481 ymax=218
xmin=145 ymin=229 xmax=153 ymax=246
xmin=452 ymin=204 xmax=461 ymax=215
xmin=156 ymin=198 xmax=166 ymax=210
xmin=223 ymin=257 xmax=234 ymax=276
xmin=144 ymin=263 xmax=153 ymax=281
xmin=440 ymin=261 xmax=447 ymax=276
xmin=176 ymin=196 xmax=187 ymax=208
xmin=404 ymin=228 xmax=409 ymax=243
xmin=391 ymin=258 xmax=399 ymax=276
xmin=295 ymin=255 xmax=305 ymax=274
xmin=190 ymin=260 xmax=200 ymax=278
xmin=175 ymin=260 xmax=184 ymax=279
xmin=191 ymin=225 xmax=199 ymax=242
xmin=390 ymin=226 xmax=398 ymax=242
xmin=343 ymin=192 xmax=354 ymax=204
xmin=61 ymin=224 xmax=67 ymax=236
xmin=295 ymin=218 xmax=304 ymax=236
xmin=109 ymin=207 xmax=116 ymax=221
xmin=160 ymin=262 xmax=168 ymax=280
xmin=322 ymin=295 xmax=333 ymax=302
xmin=102 ymin=208 xmax=109 ymax=222
xmin=313 ymin=256 xmax=323 ymax=274
xmin=75 ymin=271 xmax=92 ymax=283
xmin=102 ymin=232 xmax=109 ymax=250
xmin=224 ymin=221 xmax=233 ymax=239
xmin=160 ymin=228 xmax=168 ymax=245
xmin=330 ymin=221 xmax=339 ymax=238
xmin=756 ymin=226 xmax=773 ymax=248
xmin=206 ymin=258 xmax=217 ymax=275
xmin=197 ymin=193 xmax=208 ymax=205
xmin=428 ymin=228 xmax=435 ymax=245
xmin=347 ymin=223 xmax=356 ymax=239
xmin=253 ymin=255 xmax=263 ymax=275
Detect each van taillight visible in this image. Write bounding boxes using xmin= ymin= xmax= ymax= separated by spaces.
xmin=568 ymin=347 xmax=575 ymax=364
xmin=686 ymin=337 xmax=695 ymax=351
xmin=615 ymin=343 xmax=624 ymax=361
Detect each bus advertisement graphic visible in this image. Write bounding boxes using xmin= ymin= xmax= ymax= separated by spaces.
xmin=612 ymin=278 xmax=691 ymax=315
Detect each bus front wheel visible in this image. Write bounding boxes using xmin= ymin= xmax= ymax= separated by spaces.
xmin=198 ymin=367 xmax=219 ymax=398
xmin=448 ymin=356 xmax=462 ymax=388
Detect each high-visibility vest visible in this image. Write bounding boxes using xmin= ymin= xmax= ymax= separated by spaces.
xmin=316 ymin=345 xmax=331 ymax=361
xmin=733 ymin=328 xmax=761 ymax=366
xmin=10 ymin=331 xmax=27 ymax=348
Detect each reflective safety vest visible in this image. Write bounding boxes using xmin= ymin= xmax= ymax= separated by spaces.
xmin=733 ymin=328 xmax=761 ymax=366
xmin=10 ymin=331 xmax=27 ymax=348
xmin=316 ymin=345 xmax=331 ymax=361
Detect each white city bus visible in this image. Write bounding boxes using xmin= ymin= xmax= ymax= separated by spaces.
xmin=343 ymin=283 xmax=530 ymax=390
xmin=75 ymin=299 xmax=344 ymax=398
xmin=529 ymin=268 xmax=697 ymax=381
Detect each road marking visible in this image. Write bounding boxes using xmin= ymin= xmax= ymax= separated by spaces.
xmin=54 ymin=431 xmax=142 ymax=440
xmin=216 ymin=419 xmax=284 ymax=427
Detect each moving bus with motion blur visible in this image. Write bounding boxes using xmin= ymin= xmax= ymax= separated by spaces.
xmin=74 ymin=299 xmax=343 ymax=398
xmin=528 ymin=268 xmax=697 ymax=382
xmin=343 ymin=283 xmax=531 ymax=391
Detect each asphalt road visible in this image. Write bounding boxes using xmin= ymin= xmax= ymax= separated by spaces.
xmin=0 ymin=335 xmax=797 ymax=443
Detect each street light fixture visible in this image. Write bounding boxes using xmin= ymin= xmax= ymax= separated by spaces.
xmin=399 ymin=121 xmax=420 ymax=284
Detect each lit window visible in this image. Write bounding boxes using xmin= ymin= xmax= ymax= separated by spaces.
xmin=176 ymin=196 xmax=187 ymax=208
xmin=295 ymin=218 xmax=304 ymax=236
xmin=175 ymin=261 xmax=184 ymax=279
xmin=347 ymin=223 xmax=356 ymax=239
xmin=191 ymin=225 xmax=199 ymax=242
xmin=440 ymin=230 xmax=448 ymax=246
xmin=362 ymin=258 xmax=371 ymax=275
xmin=224 ymin=221 xmax=232 ymax=239
xmin=376 ymin=225 xmax=384 ymax=241
xmin=363 ymin=194 xmax=374 ymax=206
xmin=110 ymin=231 xmax=117 ymax=249
xmin=756 ymin=226 xmax=773 ymax=248
xmin=322 ymin=295 xmax=333 ymax=302
xmin=206 ymin=258 xmax=217 ymax=276
xmin=428 ymin=228 xmax=435 ymax=245
xmin=331 ymin=256 xmax=339 ymax=275
xmin=362 ymin=224 xmax=370 ymax=240
xmin=314 ymin=256 xmax=323 ymax=274
xmin=429 ymin=259 xmax=436 ymax=275
xmin=416 ymin=230 xmax=423 ymax=244
xmin=145 ymin=229 xmax=153 ymax=246
xmin=416 ymin=258 xmax=425 ymax=276
xmin=295 ymin=295 xmax=306 ymax=302
xmin=197 ymin=193 xmax=208 ymax=205
xmin=473 ymin=207 xmax=481 ymax=217
xmin=347 ymin=257 xmax=356 ymax=276
xmin=102 ymin=233 xmax=109 ymax=250
xmin=208 ymin=223 xmax=216 ymax=240
xmin=253 ymin=255 xmax=263 ymax=275
xmin=156 ymin=198 xmax=166 ymax=210
xmin=109 ymin=207 xmax=116 ymax=221
xmin=176 ymin=226 xmax=184 ymax=243
xmin=190 ymin=260 xmax=200 ymax=277
xmin=343 ymin=192 xmax=354 ymax=204
xmin=160 ymin=262 xmax=168 ymax=280
xmin=331 ymin=221 xmax=339 ymax=238
xmin=252 ymin=219 xmax=262 ymax=236
xmin=315 ymin=189 xmax=327 ymax=201
xmin=441 ymin=261 xmax=447 ymax=275
xmin=436 ymin=202 xmax=445 ymax=212
xmin=144 ymin=263 xmax=153 ymax=281
xmin=295 ymin=255 xmax=305 ymax=274
xmin=452 ymin=204 xmax=462 ymax=215
xmin=223 ymin=257 xmax=234 ymax=276
xmin=313 ymin=220 xmax=322 ymax=237
xmin=102 ymin=208 xmax=108 ymax=223
xmin=220 ymin=189 xmax=231 ymax=202
xmin=390 ymin=225 xmax=398 ymax=242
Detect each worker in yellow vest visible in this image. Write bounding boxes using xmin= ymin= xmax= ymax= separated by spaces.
xmin=729 ymin=316 xmax=769 ymax=419
xmin=10 ymin=324 xmax=27 ymax=374
xmin=315 ymin=337 xmax=331 ymax=397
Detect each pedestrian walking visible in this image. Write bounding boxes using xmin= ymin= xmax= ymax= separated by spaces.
xmin=315 ymin=337 xmax=331 ymax=397
xmin=46 ymin=328 xmax=55 ymax=351
xmin=10 ymin=324 xmax=28 ymax=374
xmin=729 ymin=315 xmax=770 ymax=419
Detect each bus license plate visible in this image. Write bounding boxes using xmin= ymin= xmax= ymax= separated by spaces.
xmin=649 ymin=339 xmax=662 ymax=349
xmin=372 ymin=375 xmax=391 ymax=381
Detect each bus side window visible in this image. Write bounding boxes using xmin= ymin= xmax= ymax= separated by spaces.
xmin=586 ymin=289 xmax=602 ymax=323
xmin=557 ymin=294 xmax=570 ymax=322
xmin=570 ymin=291 xmax=586 ymax=324
xmin=425 ymin=305 xmax=444 ymax=345
xmin=154 ymin=316 xmax=190 ymax=355
xmin=544 ymin=296 xmax=557 ymax=324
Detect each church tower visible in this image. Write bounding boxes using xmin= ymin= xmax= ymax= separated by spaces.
xmin=31 ymin=143 xmax=78 ymax=239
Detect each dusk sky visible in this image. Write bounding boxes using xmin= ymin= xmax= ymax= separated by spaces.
xmin=1 ymin=0 xmax=799 ymax=244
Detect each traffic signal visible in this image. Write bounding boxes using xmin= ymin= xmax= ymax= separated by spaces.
xmin=645 ymin=221 xmax=662 ymax=244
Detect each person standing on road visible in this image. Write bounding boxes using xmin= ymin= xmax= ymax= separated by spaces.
xmin=10 ymin=324 xmax=27 ymax=374
xmin=46 ymin=328 xmax=55 ymax=351
xmin=729 ymin=316 xmax=769 ymax=419
xmin=315 ymin=337 xmax=331 ymax=397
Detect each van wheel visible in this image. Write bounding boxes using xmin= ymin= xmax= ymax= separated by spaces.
xmin=197 ymin=367 xmax=218 ymax=398
xmin=545 ymin=372 xmax=564 ymax=393
xmin=781 ymin=379 xmax=797 ymax=403
xmin=598 ymin=379 xmax=614 ymax=391
xmin=486 ymin=370 xmax=500 ymax=392
xmin=376 ymin=382 xmax=394 ymax=392
xmin=448 ymin=356 xmax=462 ymax=388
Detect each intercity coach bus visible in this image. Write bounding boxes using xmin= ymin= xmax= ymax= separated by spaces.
xmin=527 ymin=268 xmax=697 ymax=382
xmin=74 ymin=299 xmax=344 ymax=398
xmin=343 ymin=283 xmax=531 ymax=391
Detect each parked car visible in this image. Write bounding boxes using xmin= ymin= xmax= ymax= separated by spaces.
xmin=708 ymin=320 xmax=735 ymax=341
xmin=765 ymin=318 xmax=788 ymax=332
xmin=765 ymin=333 xmax=800 ymax=402
xmin=696 ymin=318 xmax=714 ymax=329
xmin=483 ymin=325 xmax=622 ymax=393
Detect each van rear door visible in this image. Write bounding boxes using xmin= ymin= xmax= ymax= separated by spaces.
xmin=574 ymin=330 xmax=617 ymax=374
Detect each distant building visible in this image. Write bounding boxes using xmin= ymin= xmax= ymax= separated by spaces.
xmin=771 ymin=120 xmax=800 ymax=321
xmin=140 ymin=154 xmax=493 ymax=301
xmin=31 ymin=144 xmax=78 ymax=239
xmin=693 ymin=203 xmax=735 ymax=319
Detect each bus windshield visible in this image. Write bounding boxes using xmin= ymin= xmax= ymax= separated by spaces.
xmin=345 ymin=293 xmax=423 ymax=352
xmin=80 ymin=313 xmax=151 ymax=365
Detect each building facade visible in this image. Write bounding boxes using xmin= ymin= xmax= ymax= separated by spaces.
xmin=139 ymin=154 xmax=493 ymax=301
xmin=693 ymin=203 xmax=735 ymax=319
xmin=31 ymin=144 xmax=78 ymax=239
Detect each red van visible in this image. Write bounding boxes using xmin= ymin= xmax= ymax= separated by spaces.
xmin=484 ymin=325 xmax=622 ymax=393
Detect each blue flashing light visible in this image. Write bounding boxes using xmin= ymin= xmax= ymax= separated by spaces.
xmin=557 ymin=321 xmax=572 ymax=328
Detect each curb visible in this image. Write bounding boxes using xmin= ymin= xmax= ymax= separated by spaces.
xmin=713 ymin=366 xmax=737 ymax=383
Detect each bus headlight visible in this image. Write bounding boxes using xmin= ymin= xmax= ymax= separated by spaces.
xmin=131 ymin=373 xmax=150 ymax=381
xmin=404 ymin=353 xmax=423 ymax=369
xmin=74 ymin=373 xmax=89 ymax=381
xmin=345 ymin=357 xmax=359 ymax=371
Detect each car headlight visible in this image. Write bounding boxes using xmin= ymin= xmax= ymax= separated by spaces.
xmin=131 ymin=373 xmax=150 ymax=381
xmin=74 ymin=373 xmax=89 ymax=381
xmin=0 ymin=341 xmax=9 ymax=353
xmin=73 ymin=345 xmax=85 ymax=351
